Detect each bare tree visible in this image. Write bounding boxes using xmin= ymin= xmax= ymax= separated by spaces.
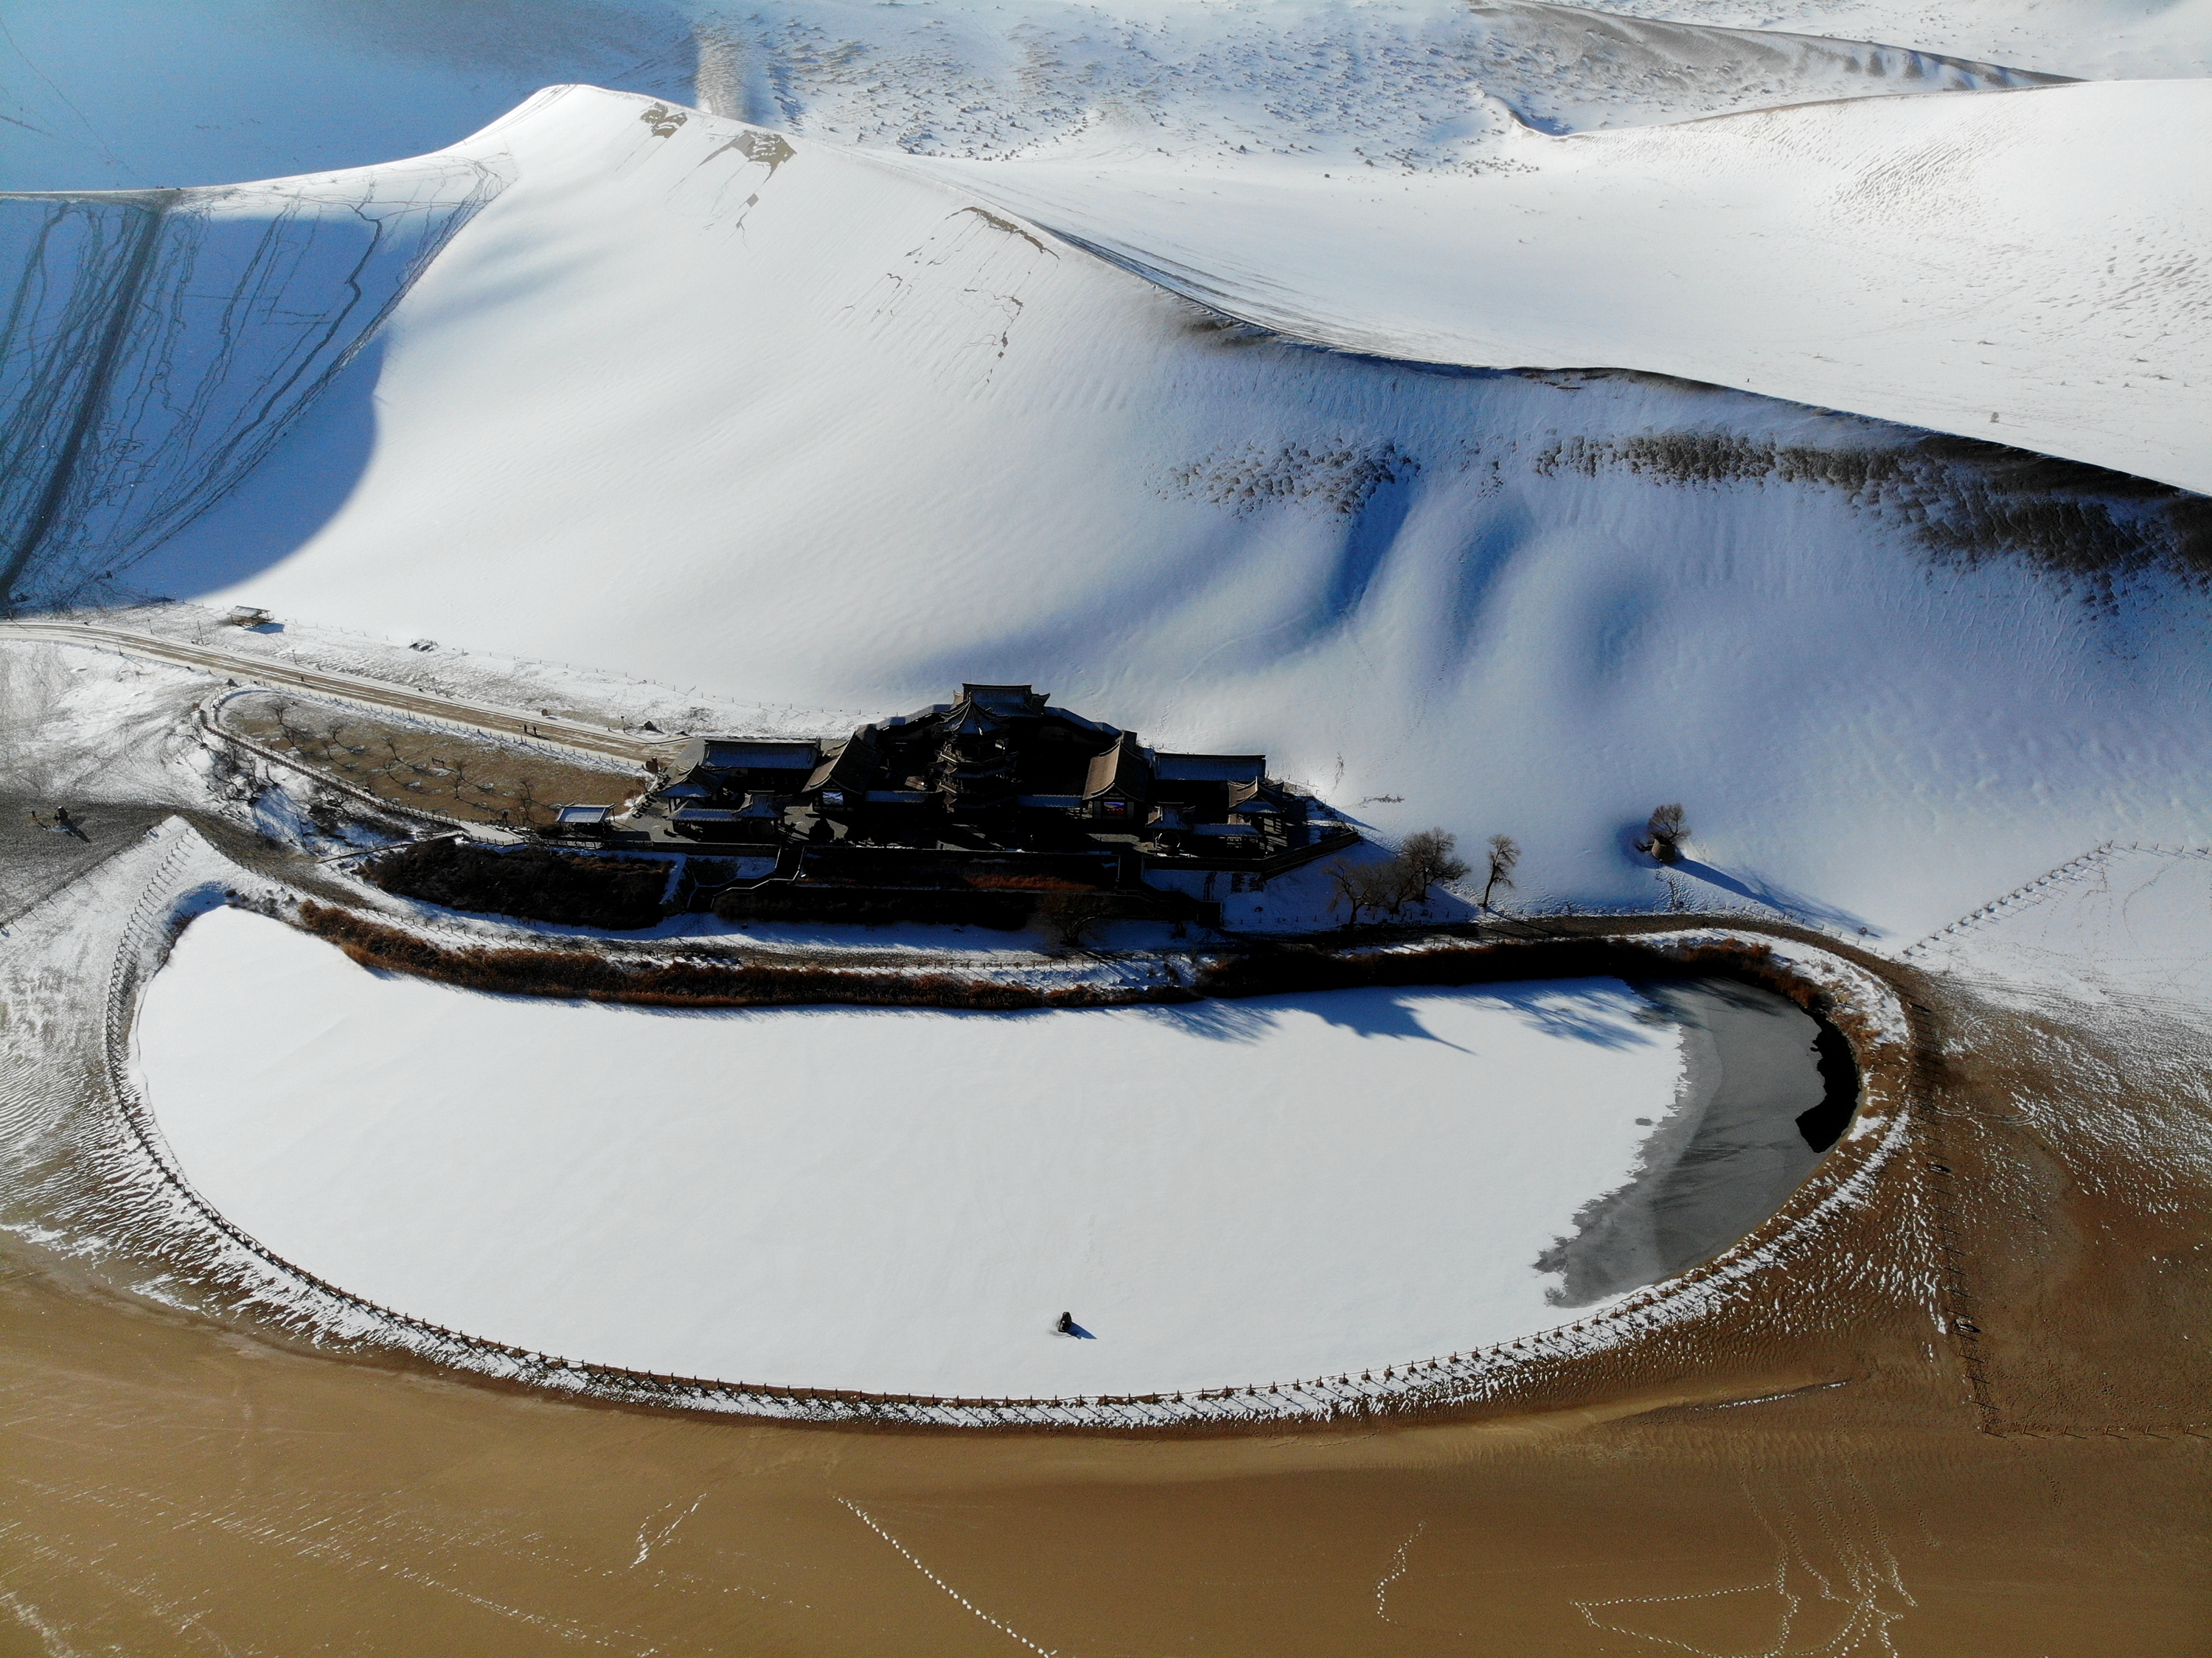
xmin=1329 ymin=859 xmax=1397 ymax=928
xmin=1481 ymin=834 xmax=1520 ymax=910
xmin=1636 ymin=803 xmax=1689 ymax=865
xmin=271 ymin=698 xmax=309 ymax=750
xmin=1036 ymin=891 xmax=1118 ymax=949
xmin=1391 ymin=828 xmax=1469 ymax=910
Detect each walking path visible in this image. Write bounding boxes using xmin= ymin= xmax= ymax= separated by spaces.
xmin=1 ymin=617 xmax=677 ymax=768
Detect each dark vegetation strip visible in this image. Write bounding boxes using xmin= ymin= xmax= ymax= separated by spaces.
xmin=365 ymin=838 xmax=1198 ymax=933
xmin=1530 ymin=430 xmax=2212 ymax=601
xmin=295 ymin=888 xmax=1871 ymax=1144
xmin=712 ymin=885 xmax=1033 ymax=930
xmin=367 ymin=839 xmax=669 ymax=930
xmin=299 ymin=901 xmax=1099 ymax=1010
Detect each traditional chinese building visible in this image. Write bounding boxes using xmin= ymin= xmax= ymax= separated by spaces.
xmin=552 ymin=683 xmax=1357 ymax=911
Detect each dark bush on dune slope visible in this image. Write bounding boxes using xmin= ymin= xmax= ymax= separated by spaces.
xmin=367 ymin=840 xmax=669 ymax=930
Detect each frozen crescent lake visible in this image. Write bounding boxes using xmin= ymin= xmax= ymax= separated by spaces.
xmin=134 ymin=909 xmax=1830 ymax=1397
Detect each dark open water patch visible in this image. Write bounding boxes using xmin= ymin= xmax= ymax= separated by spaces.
xmin=1537 ymin=977 xmax=1843 ymax=1308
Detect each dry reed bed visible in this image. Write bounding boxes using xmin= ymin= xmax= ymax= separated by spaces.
xmin=296 ymin=899 xmax=1882 ymax=1045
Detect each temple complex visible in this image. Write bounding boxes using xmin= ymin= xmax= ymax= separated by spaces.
xmin=547 ymin=683 xmax=1357 ymax=918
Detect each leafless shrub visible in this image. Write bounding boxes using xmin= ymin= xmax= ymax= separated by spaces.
xmin=1164 ymin=439 xmax=1421 ymax=518
xmin=1529 ymin=431 xmax=2211 ymax=605
xmin=1635 ymin=804 xmax=1688 ymax=865
xmin=1327 ymin=859 xmax=1398 ymax=927
xmin=270 ymin=698 xmax=310 ymax=750
xmin=1481 ymin=834 xmax=1520 ymax=910
xmin=1330 ymin=828 xmax=1469 ymax=925
xmin=1036 ymin=890 xmax=1121 ymax=948
xmin=1391 ymin=829 xmax=1469 ymax=910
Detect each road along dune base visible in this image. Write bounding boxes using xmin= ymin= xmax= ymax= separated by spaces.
xmin=133 ymin=908 xmax=1832 ymax=1400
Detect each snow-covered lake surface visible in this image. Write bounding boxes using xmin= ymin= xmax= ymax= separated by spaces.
xmin=134 ymin=908 xmax=1826 ymax=1396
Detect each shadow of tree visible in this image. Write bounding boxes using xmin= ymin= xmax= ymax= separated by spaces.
xmin=1485 ymin=981 xmax=1660 ymax=1051
xmin=1138 ymin=980 xmax=1660 ymax=1052
xmin=1670 ymin=857 xmax=1873 ymax=933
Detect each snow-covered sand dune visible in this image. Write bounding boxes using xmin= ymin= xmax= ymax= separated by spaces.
xmin=12 ymin=4 xmax=2201 ymax=503
xmin=6 ymin=8 xmax=2208 ymax=943
xmin=1571 ymin=0 xmax=2210 ymax=80
xmin=19 ymin=57 xmax=2200 ymax=490
xmin=0 ymin=155 xmax=508 ymax=608
xmin=682 ymin=0 xmax=2069 ymax=153
xmin=70 ymin=84 xmax=2198 ymax=942
xmin=136 ymin=908 xmax=1827 ymax=1396
xmin=0 ymin=0 xmax=2090 ymax=196
xmin=917 ymin=77 xmax=2212 ymax=492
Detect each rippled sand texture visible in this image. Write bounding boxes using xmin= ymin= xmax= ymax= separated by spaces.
xmin=0 ymin=1235 xmax=2201 ymax=1655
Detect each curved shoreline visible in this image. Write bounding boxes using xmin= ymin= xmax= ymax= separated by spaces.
xmin=102 ymin=822 xmax=1912 ymax=1433
xmin=1538 ymin=979 xmax=1835 ymax=1306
